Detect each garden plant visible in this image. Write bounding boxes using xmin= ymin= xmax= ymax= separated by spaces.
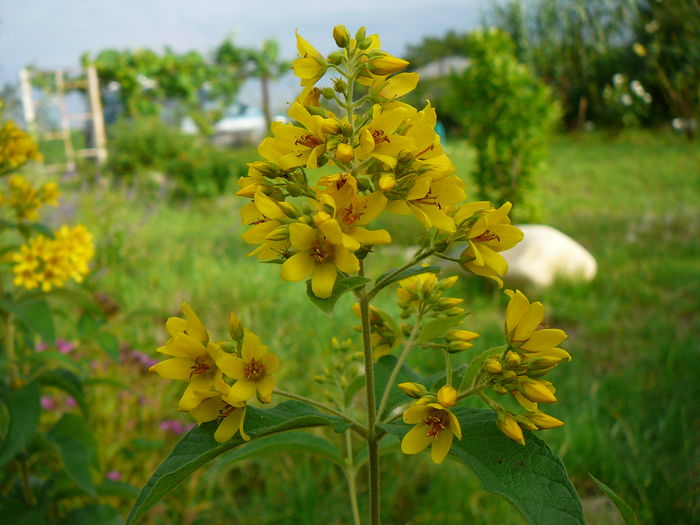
xmin=135 ymin=26 xmax=589 ymax=524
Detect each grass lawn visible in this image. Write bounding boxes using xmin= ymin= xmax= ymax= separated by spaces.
xmin=50 ymin=129 xmax=698 ymax=524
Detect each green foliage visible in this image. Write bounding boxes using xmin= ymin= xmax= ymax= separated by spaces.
xmin=446 ymin=29 xmax=559 ymax=220
xmin=487 ymin=0 xmax=639 ymax=127
xmin=380 ymin=406 xmax=585 ymax=524
xmin=105 ymin=117 xmax=246 ymax=197
xmin=0 ymin=383 xmax=40 ymax=467
xmin=126 ymin=400 xmax=351 ymax=524
xmin=305 ymin=276 xmax=371 ymax=313
xmin=590 ymin=474 xmax=639 ymax=525
xmin=599 ymin=74 xmax=652 ymax=130
xmin=635 ymin=0 xmax=700 ymax=138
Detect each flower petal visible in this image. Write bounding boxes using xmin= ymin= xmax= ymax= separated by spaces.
xmin=430 ymin=429 xmax=453 ymax=464
xmin=227 ymin=379 xmax=257 ymax=404
xmin=217 ymin=355 xmax=245 ymax=380
xmin=401 ymin=424 xmax=431 ymax=454
xmin=520 ymin=329 xmax=568 ymax=351
xmin=281 ymin=253 xmax=314 ymax=282
xmin=150 ymin=358 xmax=192 ymax=380
xmin=311 ymin=263 xmax=337 ymax=298
xmin=513 ymin=302 xmax=545 ymax=342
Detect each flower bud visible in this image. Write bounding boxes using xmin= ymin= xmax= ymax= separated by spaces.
xmin=484 ymin=358 xmax=503 ymax=374
xmin=299 ymin=87 xmax=322 ymax=107
xmin=335 ymin=143 xmax=354 ymax=163
xmin=327 ymin=51 xmax=344 ymax=65
xmin=520 ymin=379 xmax=557 ymax=404
xmin=492 ymin=384 xmax=508 ymax=395
xmin=447 ymin=340 xmax=474 ymax=353
xmin=264 ymin=225 xmax=290 ymax=242
xmin=278 ymin=201 xmax=301 ymax=219
xmin=321 ymin=87 xmax=335 ymax=100
xmin=526 ymin=411 xmax=564 ymax=429
xmin=332 ymin=78 xmax=347 ymax=94
xmin=497 ymin=412 xmax=525 ymax=445
xmin=377 ymin=174 xmax=395 ymax=192
xmin=228 ymin=313 xmax=244 ymax=341
xmin=398 ymin=382 xmax=428 ymax=399
xmin=400 ymin=323 xmax=413 ymax=336
xmin=358 ymin=37 xmax=374 ymax=50
xmin=504 ymin=351 xmax=521 ymax=368
xmin=446 ymin=329 xmax=479 ymax=342
xmin=355 ymin=27 xmax=366 ymax=42
xmin=333 ymin=25 xmax=351 ymax=48
xmin=437 ymin=385 xmax=457 ymax=407
xmin=397 ymin=150 xmax=414 ymax=164
xmin=514 ymin=414 xmax=538 ymax=431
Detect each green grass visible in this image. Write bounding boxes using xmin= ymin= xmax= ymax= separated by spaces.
xmin=47 ymin=129 xmax=698 ymax=523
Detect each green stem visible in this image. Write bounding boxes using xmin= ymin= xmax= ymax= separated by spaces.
xmin=369 ymin=250 xmax=435 ymax=299
xmin=445 ymin=351 xmax=453 ymax=386
xmin=273 ymin=390 xmax=368 ymax=439
xmin=376 ymin=312 xmax=423 ymax=419
xmin=18 ymin=457 xmax=36 ymax=506
xmin=344 ymin=432 xmax=362 ymax=525
xmin=359 ymin=261 xmax=380 ymax=525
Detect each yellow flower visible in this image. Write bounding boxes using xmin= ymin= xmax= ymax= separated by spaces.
xmin=258 ymin=103 xmax=338 ymax=170
xmin=150 ymin=304 xmax=229 ymax=411
xmin=2 ymin=175 xmax=59 ymax=221
xmin=241 ymin=190 xmax=289 ymax=261
xmin=0 ymin=120 xmax=42 ymax=171
xmin=356 ymin=104 xmax=415 ymax=168
xmin=401 ymin=400 xmax=462 ymax=464
xmin=217 ymin=331 xmax=279 ymax=403
xmin=11 ymin=225 xmax=94 ymax=291
xmin=455 ymin=202 xmax=524 ymax=287
xmin=504 ymin=289 xmax=571 ymax=362
xmin=281 ymin=222 xmax=360 ymax=298
xmin=293 ymin=31 xmax=327 ymax=87
xmin=369 ymin=72 xmax=420 ymax=102
xmin=189 ymin=396 xmax=249 ymax=443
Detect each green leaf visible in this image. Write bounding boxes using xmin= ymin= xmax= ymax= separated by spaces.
xmin=47 ymin=414 xmax=98 ymax=497
xmin=374 ymin=355 xmax=422 ymax=419
xmin=78 ymin=314 xmax=103 ymax=339
xmin=0 ymin=382 xmax=40 ymax=467
xmin=95 ymin=332 xmax=120 ymax=361
xmin=343 ymin=375 xmax=365 ymax=406
xmin=305 ymin=276 xmax=370 ymax=313
xmin=17 ymin=222 xmax=54 ymax=238
xmin=0 ymin=298 xmax=55 ymax=342
xmin=417 ymin=314 xmax=467 ymax=344
xmin=373 ymin=264 xmax=441 ymax=293
xmin=212 ymin=432 xmax=344 ymax=471
xmin=59 ymin=504 xmax=121 ymax=525
xmin=379 ymin=407 xmax=584 ymax=524
xmin=98 ymin=479 xmax=140 ymax=499
xmin=127 ymin=400 xmax=350 ymax=524
xmin=0 ymin=500 xmax=44 ymax=525
xmin=37 ymin=369 xmax=87 ymax=415
xmin=589 ymin=474 xmax=639 ymax=525
xmin=43 ymin=289 xmax=103 ymax=315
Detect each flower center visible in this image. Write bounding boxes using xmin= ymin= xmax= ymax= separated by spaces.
xmin=218 ymin=402 xmax=240 ymax=421
xmin=372 ymin=129 xmax=390 ymax=145
xmin=309 ymin=241 xmax=330 ymax=264
xmin=475 ymin=230 xmax=500 ymax=243
xmin=244 ymin=358 xmax=266 ymax=382
xmin=423 ymin=411 xmax=448 ymax=439
xmin=295 ymin=134 xmax=323 ymax=148
xmin=414 ymin=191 xmax=441 ymax=209
xmin=341 ymin=204 xmax=364 ymax=226
xmin=190 ymin=355 xmax=213 ymax=377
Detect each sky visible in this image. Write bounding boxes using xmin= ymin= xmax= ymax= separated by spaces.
xmin=0 ymin=0 xmax=484 ymax=111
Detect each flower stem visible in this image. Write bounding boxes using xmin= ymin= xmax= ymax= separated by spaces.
xmin=344 ymin=432 xmax=362 ymax=525
xmin=359 ymin=261 xmax=380 ymax=525
xmin=376 ymin=312 xmax=422 ymax=419
xmin=273 ymin=389 xmax=367 ymax=439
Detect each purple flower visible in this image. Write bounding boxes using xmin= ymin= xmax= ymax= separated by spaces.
xmin=159 ymin=420 xmax=185 ymax=435
xmin=41 ymin=396 xmax=57 ymax=411
xmin=36 ymin=341 xmax=49 ymax=352
xmin=106 ymin=471 xmax=121 ymax=481
xmin=56 ymin=339 xmax=76 ymax=354
xmin=65 ymin=397 xmax=77 ymax=408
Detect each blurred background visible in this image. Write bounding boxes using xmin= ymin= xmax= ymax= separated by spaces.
xmin=0 ymin=0 xmax=698 ymax=523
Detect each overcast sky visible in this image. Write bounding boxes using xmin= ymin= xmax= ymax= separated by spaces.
xmin=0 ymin=0 xmax=484 ymax=109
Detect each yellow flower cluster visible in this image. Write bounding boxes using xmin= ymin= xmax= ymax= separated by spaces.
xmin=12 ymin=225 xmax=94 ymax=291
xmin=149 ymin=305 xmax=279 ymax=443
xmin=0 ymin=120 xmax=42 ymax=172
xmin=1 ymin=174 xmax=60 ymax=222
xmin=237 ymin=26 xmax=523 ymax=298
xmin=482 ymin=289 xmax=571 ymax=445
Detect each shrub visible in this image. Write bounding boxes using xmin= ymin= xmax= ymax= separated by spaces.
xmin=446 ymin=29 xmax=559 ymax=221
xmin=106 ymin=117 xmax=246 ymax=197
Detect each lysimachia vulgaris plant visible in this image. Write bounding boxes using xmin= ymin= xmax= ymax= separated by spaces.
xmin=0 ymin=106 xmax=129 ymax=523
xmin=136 ymin=27 xmax=585 ymax=524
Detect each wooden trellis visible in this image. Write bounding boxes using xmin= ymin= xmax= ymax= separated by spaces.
xmin=19 ymin=65 xmax=107 ymax=173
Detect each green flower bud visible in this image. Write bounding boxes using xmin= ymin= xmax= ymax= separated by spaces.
xmin=333 ymin=25 xmax=350 ymax=48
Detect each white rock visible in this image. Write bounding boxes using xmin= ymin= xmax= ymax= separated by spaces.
xmin=502 ymin=225 xmax=597 ymax=288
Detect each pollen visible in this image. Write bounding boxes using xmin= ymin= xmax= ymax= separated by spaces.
xmin=244 ymin=358 xmax=266 ymax=382
xmin=190 ymin=355 xmax=213 ymax=377
xmin=309 ymin=241 xmax=330 ymax=264
xmin=475 ymin=230 xmax=501 ymax=243
xmin=295 ymin=134 xmax=323 ymax=148
xmin=423 ymin=412 xmax=448 ymax=439
xmin=371 ymin=129 xmax=390 ymax=145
